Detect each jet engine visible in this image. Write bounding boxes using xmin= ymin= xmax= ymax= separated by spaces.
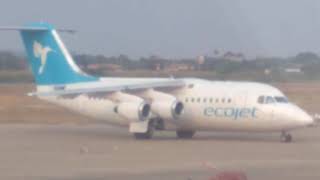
xmin=109 ymin=92 xmax=151 ymax=122
xmin=151 ymin=100 xmax=183 ymax=120
xmin=138 ymin=89 xmax=184 ymax=120
xmin=114 ymin=102 xmax=150 ymax=122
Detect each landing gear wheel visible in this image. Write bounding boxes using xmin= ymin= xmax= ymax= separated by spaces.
xmin=134 ymin=130 xmax=153 ymax=140
xmin=133 ymin=121 xmax=154 ymax=140
xmin=280 ymin=132 xmax=292 ymax=143
xmin=176 ymin=130 xmax=195 ymax=139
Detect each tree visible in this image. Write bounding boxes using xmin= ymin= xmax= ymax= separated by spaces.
xmin=293 ymin=52 xmax=320 ymax=64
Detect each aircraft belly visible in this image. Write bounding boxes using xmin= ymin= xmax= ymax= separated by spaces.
xmin=40 ymin=96 xmax=129 ymax=126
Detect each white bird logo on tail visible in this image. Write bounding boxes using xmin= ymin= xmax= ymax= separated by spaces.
xmin=33 ymin=41 xmax=53 ymax=74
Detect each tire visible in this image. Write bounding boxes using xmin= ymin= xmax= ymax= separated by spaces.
xmin=284 ymin=134 xmax=292 ymax=143
xmin=134 ymin=129 xmax=154 ymax=140
xmin=280 ymin=133 xmax=292 ymax=143
xmin=176 ymin=130 xmax=195 ymax=139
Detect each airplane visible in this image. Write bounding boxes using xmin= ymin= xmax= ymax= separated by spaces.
xmin=0 ymin=22 xmax=314 ymax=142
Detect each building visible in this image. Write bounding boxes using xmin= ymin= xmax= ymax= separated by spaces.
xmin=285 ymin=68 xmax=302 ymax=73
xmin=223 ymin=51 xmax=245 ymax=62
xmin=164 ymin=63 xmax=194 ymax=72
xmin=87 ymin=63 xmax=122 ymax=72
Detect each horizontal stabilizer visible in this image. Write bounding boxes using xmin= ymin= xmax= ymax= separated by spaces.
xmin=0 ymin=26 xmax=76 ymax=33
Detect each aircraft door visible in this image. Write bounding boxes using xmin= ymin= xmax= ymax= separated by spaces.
xmin=235 ymin=91 xmax=248 ymax=107
xmin=257 ymin=96 xmax=275 ymax=121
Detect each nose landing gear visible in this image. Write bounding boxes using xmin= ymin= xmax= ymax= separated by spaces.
xmin=280 ymin=131 xmax=292 ymax=143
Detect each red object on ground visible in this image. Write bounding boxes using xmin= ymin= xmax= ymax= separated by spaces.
xmin=208 ymin=171 xmax=247 ymax=180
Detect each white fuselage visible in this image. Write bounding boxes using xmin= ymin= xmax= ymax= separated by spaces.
xmin=38 ymin=78 xmax=313 ymax=133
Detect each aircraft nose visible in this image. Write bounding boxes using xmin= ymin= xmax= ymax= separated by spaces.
xmin=295 ymin=109 xmax=314 ymax=127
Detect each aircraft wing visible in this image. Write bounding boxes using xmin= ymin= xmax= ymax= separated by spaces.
xmin=28 ymin=79 xmax=186 ymax=97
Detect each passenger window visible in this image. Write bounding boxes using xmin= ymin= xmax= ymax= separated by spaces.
xmin=258 ymin=96 xmax=264 ymax=104
xmin=185 ymin=98 xmax=188 ymax=103
xmin=222 ymin=98 xmax=225 ymax=103
xmin=209 ymin=98 xmax=213 ymax=103
xmin=228 ymin=99 xmax=232 ymax=103
xmin=203 ymin=98 xmax=207 ymax=103
xmin=191 ymin=98 xmax=194 ymax=103
xmin=216 ymin=99 xmax=219 ymax=103
xmin=188 ymin=84 xmax=194 ymax=89
xmin=197 ymin=98 xmax=201 ymax=103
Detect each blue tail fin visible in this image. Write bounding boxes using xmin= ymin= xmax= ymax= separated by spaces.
xmin=18 ymin=23 xmax=97 ymax=85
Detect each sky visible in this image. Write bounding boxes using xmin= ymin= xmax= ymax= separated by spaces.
xmin=0 ymin=0 xmax=320 ymax=58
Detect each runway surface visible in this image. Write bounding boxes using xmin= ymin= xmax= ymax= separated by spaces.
xmin=0 ymin=124 xmax=319 ymax=180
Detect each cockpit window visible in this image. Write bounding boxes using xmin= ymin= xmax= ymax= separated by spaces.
xmin=274 ymin=96 xmax=289 ymax=103
xmin=265 ymin=96 xmax=275 ymax=104
xmin=258 ymin=96 xmax=275 ymax=104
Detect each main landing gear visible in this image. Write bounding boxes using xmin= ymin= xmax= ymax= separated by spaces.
xmin=133 ymin=120 xmax=155 ymax=140
xmin=280 ymin=131 xmax=292 ymax=143
xmin=176 ymin=130 xmax=196 ymax=139
xmin=134 ymin=128 xmax=154 ymax=139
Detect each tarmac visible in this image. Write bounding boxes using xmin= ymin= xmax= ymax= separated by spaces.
xmin=0 ymin=124 xmax=319 ymax=180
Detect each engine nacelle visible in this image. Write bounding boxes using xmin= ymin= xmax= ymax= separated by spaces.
xmin=138 ymin=89 xmax=184 ymax=120
xmin=114 ymin=102 xmax=151 ymax=122
xmin=108 ymin=92 xmax=151 ymax=122
xmin=152 ymin=100 xmax=184 ymax=120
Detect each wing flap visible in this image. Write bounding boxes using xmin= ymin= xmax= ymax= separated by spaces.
xmin=28 ymin=79 xmax=185 ymax=97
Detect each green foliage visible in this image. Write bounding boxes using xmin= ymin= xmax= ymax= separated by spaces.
xmin=0 ymin=70 xmax=33 ymax=83
xmin=0 ymin=51 xmax=26 ymax=70
xmin=0 ymin=50 xmax=319 ymax=83
xmin=293 ymin=52 xmax=320 ymax=64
